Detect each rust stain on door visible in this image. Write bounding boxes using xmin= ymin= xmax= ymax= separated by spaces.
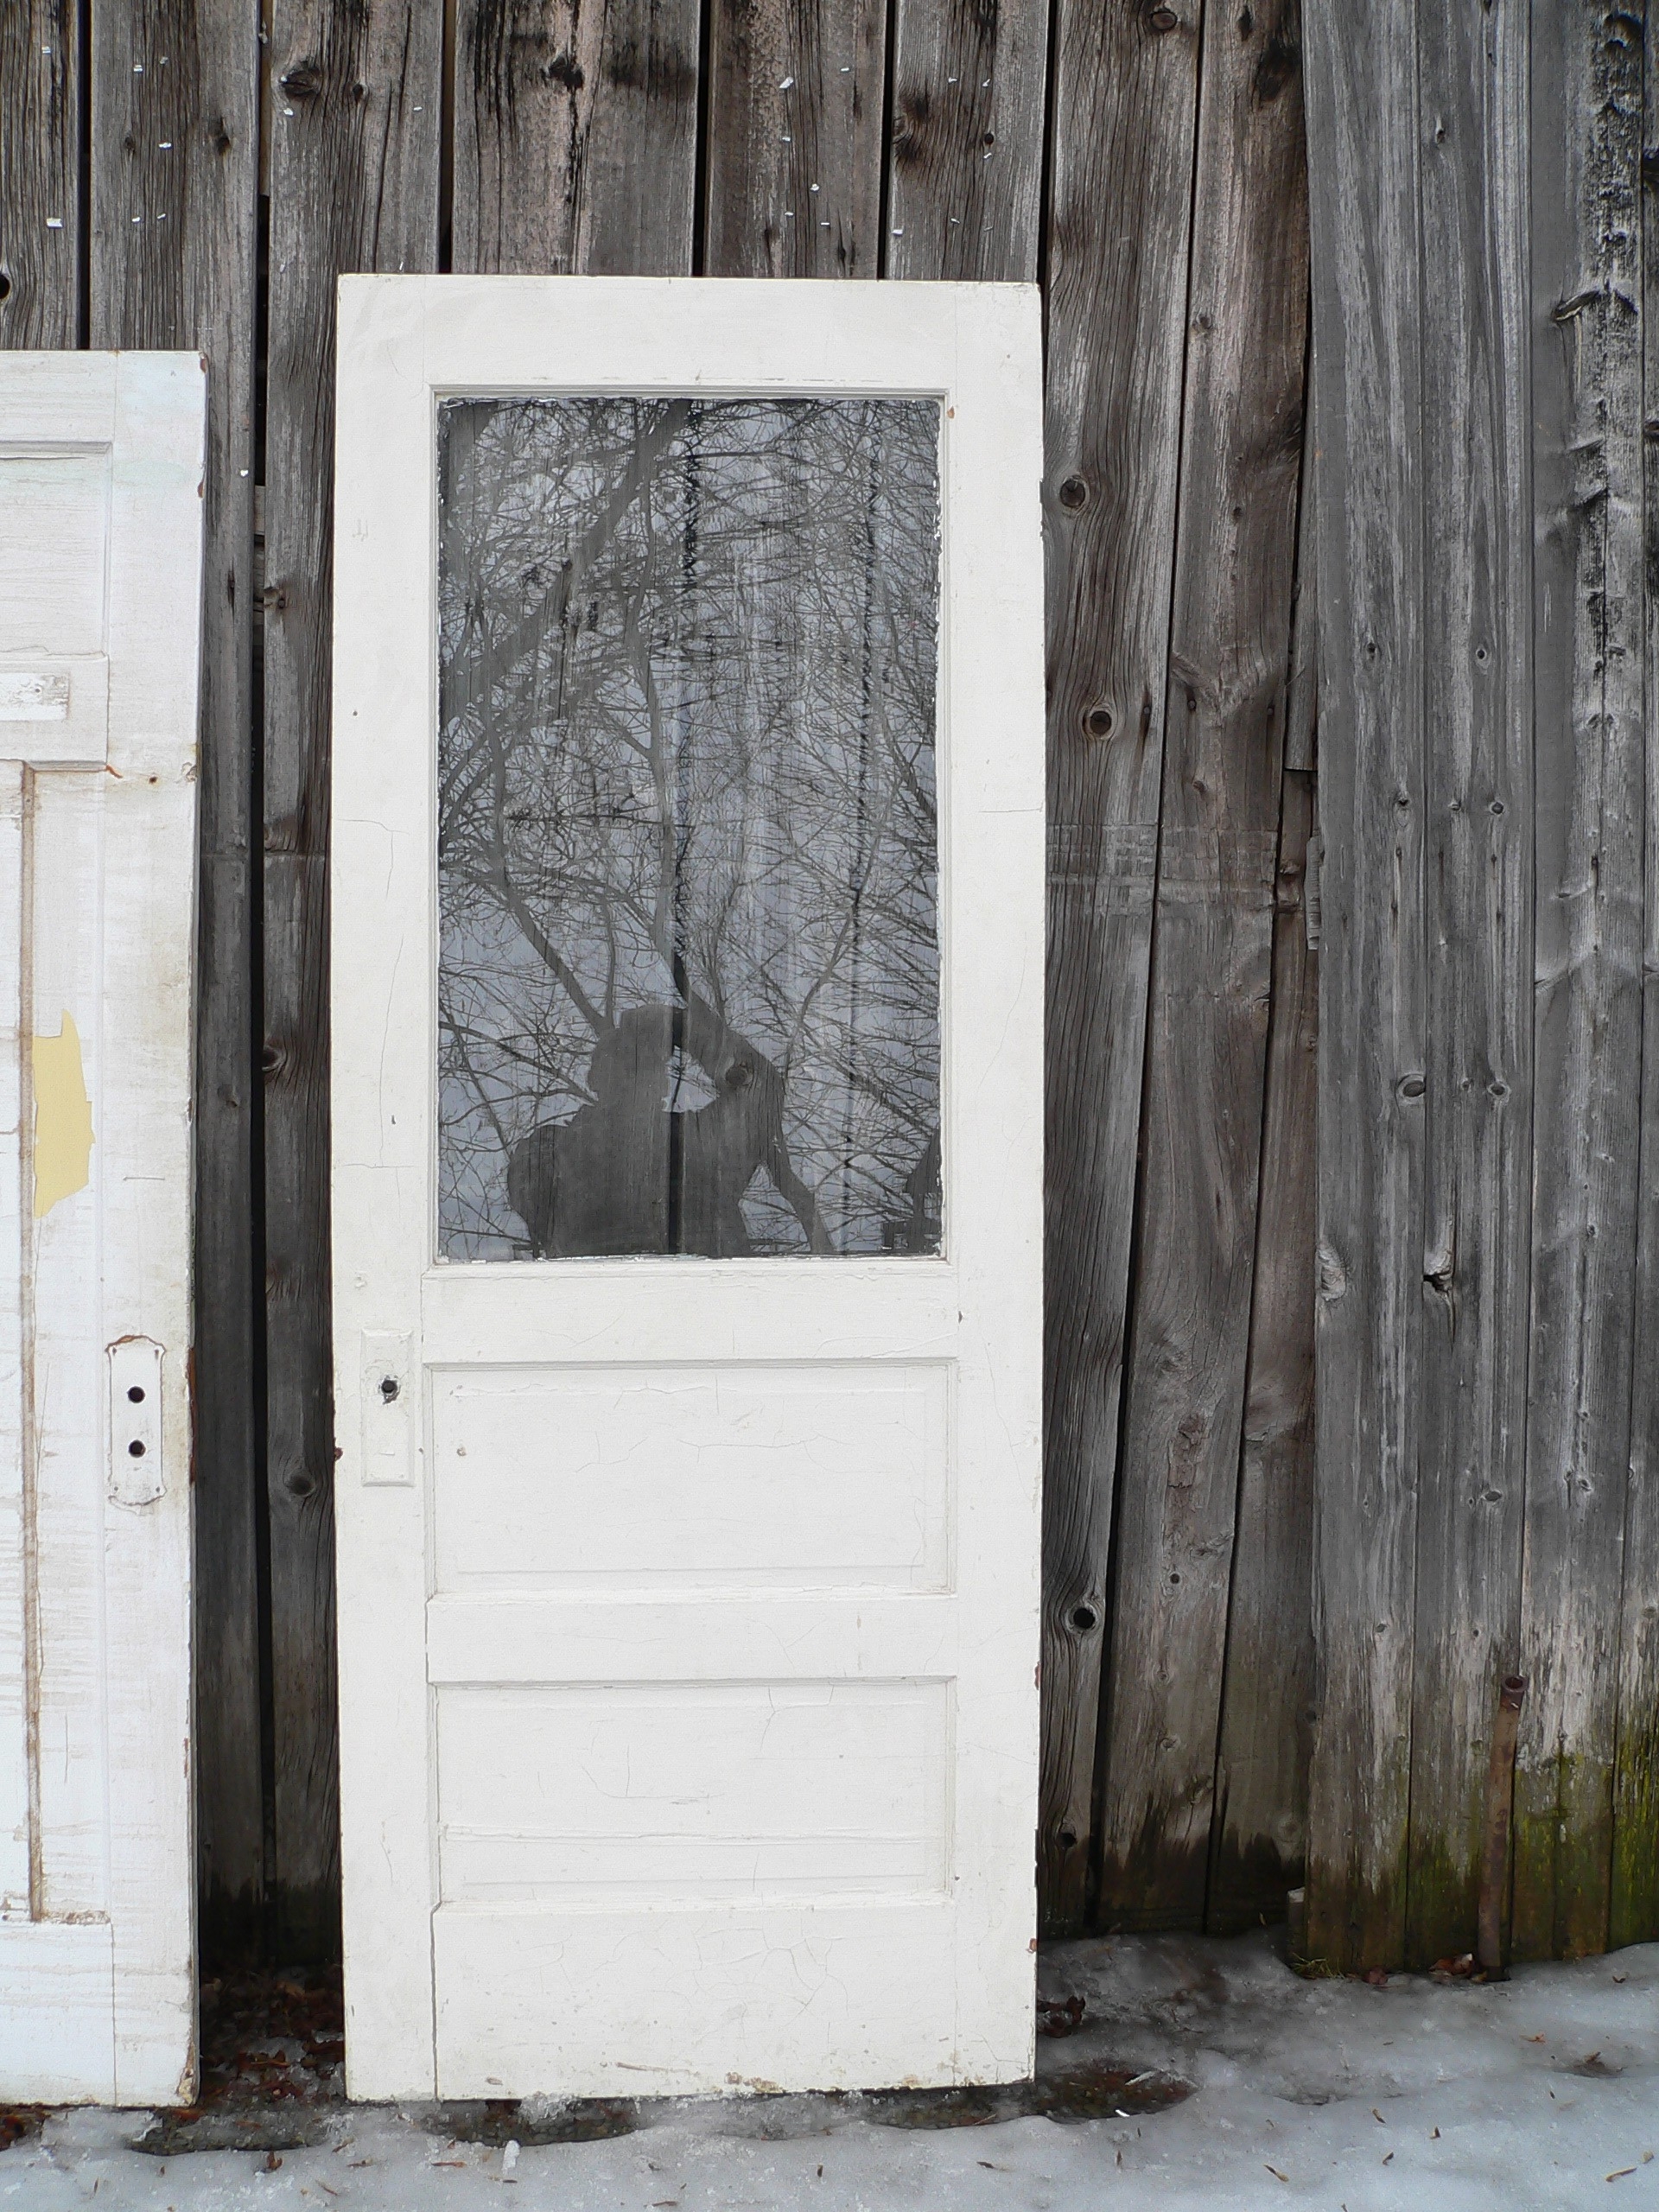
xmin=33 ymin=1010 xmax=92 ymax=1215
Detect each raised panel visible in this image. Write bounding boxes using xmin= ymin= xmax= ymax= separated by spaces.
xmin=0 ymin=1922 xmax=115 ymax=2103
xmin=433 ymin=1898 xmax=959 ymax=2098
xmin=430 ymin=1363 xmax=950 ymax=1591
xmin=435 ymin=1679 xmax=950 ymax=1904
xmin=0 ymin=449 xmax=109 ymax=657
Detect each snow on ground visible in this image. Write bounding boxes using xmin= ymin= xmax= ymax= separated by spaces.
xmin=5 ymin=1931 xmax=1658 ymax=2210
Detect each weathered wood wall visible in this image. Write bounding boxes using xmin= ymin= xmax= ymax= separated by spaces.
xmin=1302 ymin=0 xmax=1659 ymax=1970
xmin=1 ymin=0 xmax=1648 ymax=1973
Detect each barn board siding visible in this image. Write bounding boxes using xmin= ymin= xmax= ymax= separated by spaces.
xmin=1209 ymin=762 xmax=1318 ymax=1931
xmin=1614 ymin=7 xmax=1659 ymax=1957
xmin=262 ymin=0 xmax=444 ymax=1960
xmin=86 ymin=2 xmax=265 ymax=1963
xmin=1039 ymin=0 xmax=1202 ymax=1933
xmin=1513 ymin=0 xmax=1646 ymax=1965
xmin=884 ymin=0 xmax=1049 ymax=285
xmin=16 ymin=0 xmax=1649 ymax=1969
xmin=1096 ymin=0 xmax=1308 ymax=1933
xmin=0 ymin=1 xmax=81 ymax=351
xmin=453 ymin=0 xmax=702 ymax=276
xmin=703 ymin=0 xmax=888 ymax=279
xmin=1300 ymin=0 xmax=1659 ymax=1969
xmin=1402 ymin=0 xmax=1533 ymax=1970
xmin=1301 ymin=0 xmax=1427 ymax=1972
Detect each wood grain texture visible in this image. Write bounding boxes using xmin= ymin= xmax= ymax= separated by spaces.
xmin=1208 ymin=763 xmax=1318 ymax=1932
xmin=1039 ymin=0 xmax=1200 ymax=1932
xmin=1096 ymin=0 xmax=1307 ymax=1932
xmin=1613 ymin=10 xmax=1659 ymax=1957
xmin=453 ymin=0 xmax=701 ymax=275
xmin=1513 ymin=0 xmax=1645 ymax=1964
xmin=0 ymin=0 xmax=80 ymax=349
xmin=1301 ymin=0 xmax=1427 ymax=1972
xmin=885 ymin=0 xmax=1049 ymax=284
xmin=263 ymin=0 xmax=443 ymax=1959
xmin=87 ymin=1 xmax=264 ymax=1967
xmin=703 ymin=0 xmax=887 ymax=277
xmin=1401 ymin=0 xmax=1532 ymax=1972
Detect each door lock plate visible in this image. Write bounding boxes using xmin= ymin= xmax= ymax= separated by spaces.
xmin=107 ymin=1337 xmax=164 ymax=1507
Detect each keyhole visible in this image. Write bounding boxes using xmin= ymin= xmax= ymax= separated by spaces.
xmin=127 ymin=1385 xmax=145 ymax=1403
xmin=128 ymin=1440 xmax=146 ymax=1458
xmin=379 ymin=1376 xmax=400 ymax=1403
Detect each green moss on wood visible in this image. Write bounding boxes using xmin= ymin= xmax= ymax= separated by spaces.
xmin=1612 ymin=1696 xmax=1659 ymax=1948
xmin=1511 ymin=1748 xmax=1615 ymax=1962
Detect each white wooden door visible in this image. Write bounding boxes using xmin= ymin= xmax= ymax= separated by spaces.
xmin=332 ymin=277 xmax=1044 ymax=2100
xmin=0 ymin=353 xmax=203 ymax=2103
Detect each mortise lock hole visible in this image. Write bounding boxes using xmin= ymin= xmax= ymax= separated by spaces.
xmin=1069 ymin=1603 xmax=1098 ymax=1633
xmin=127 ymin=1385 xmax=145 ymax=1403
xmin=379 ymin=1375 xmax=400 ymax=1402
xmin=127 ymin=1440 xmax=146 ymax=1458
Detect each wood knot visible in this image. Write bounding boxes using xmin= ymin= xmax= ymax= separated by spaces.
xmin=1252 ymin=30 xmax=1299 ymax=105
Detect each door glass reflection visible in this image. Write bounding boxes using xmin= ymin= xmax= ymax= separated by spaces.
xmin=436 ymin=396 xmax=942 ymax=1261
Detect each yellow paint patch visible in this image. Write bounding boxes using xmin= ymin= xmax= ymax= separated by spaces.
xmin=33 ymin=1011 xmax=92 ymax=1217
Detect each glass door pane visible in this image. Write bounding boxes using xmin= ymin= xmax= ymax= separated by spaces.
xmin=436 ymin=396 xmax=942 ymax=1261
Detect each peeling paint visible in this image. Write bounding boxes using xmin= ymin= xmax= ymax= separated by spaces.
xmin=32 ymin=1010 xmax=92 ymax=1217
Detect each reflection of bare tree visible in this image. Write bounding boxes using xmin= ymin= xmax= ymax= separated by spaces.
xmin=436 ymin=395 xmax=942 ymax=1261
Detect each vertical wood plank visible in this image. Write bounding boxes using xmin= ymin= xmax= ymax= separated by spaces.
xmin=884 ymin=0 xmax=1049 ymax=284
xmin=264 ymin=0 xmax=442 ymax=1959
xmin=1402 ymin=0 xmax=1532 ymax=1971
xmin=703 ymin=0 xmax=887 ymax=278
xmin=1300 ymin=0 xmax=1427 ymax=1972
xmin=453 ymin=0 xmax=702 ymax=276
xmin=1095 ymin=0 xmax=1308 ymax=1931
xmin=1515 ymin=0 xmax=1645 ymax=1963
xmin=1208 ymin=764 xmax=1319 ymax=1931
xmin=1039 ymin=0 xmax=1201 ymax=1931
xmin=87 ymin=1 xmax=264 ymax=1965
xmin=1613 ymin=8 xmax=1659 ymax=1957
xmin=0 ymin=0 xmax=81 ymax=349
